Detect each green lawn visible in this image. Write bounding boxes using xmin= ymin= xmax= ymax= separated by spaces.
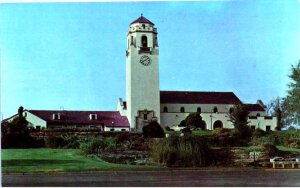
xmin=276 ymin=146 xmax=300 ymax=153
xmin=231 ymin=146 xmax=300 ymax=153
xmin=165 ymin=130 xmax=211 ymax=136
xmin=192 ymin=130 xmax=211 ymax=136
xmin=1 ymin=149 xmax=161 ymax=173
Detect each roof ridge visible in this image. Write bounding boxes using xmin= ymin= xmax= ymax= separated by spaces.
xmin=160 ymin=90 xmax=234 ymax=93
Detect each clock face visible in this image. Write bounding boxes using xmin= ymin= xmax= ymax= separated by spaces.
xmin=140 ymin=55 xmax=151 ymax=66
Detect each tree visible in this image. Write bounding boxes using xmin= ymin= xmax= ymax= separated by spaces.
xmin=275 ymin=107 xmax=282 ymax=131
xmin=185 ymin=112 xmax=206 ymax=130
xmin=142 ymin=120 xmax=165 ymax=138
xmin=178 ymin=120 xmax=186 ymax=127
xmin=267 ymin=97 xmax=291 ymax=128
xmin=286 ymin=61 xmax=300 ymax=125
xmin=229 ymin=104 xmax=251 ymax=139
xmin=1 ymin=106 xmax=31 ymax=148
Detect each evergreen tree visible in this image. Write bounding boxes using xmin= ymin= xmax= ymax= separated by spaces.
xmin=229 ymin=104 xmax=252 ymax=139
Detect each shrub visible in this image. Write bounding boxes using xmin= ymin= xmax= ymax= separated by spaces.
xmin=288 ymin=126 xmax=296 ymax=131
xmin=151 ymin=135 xmax=210 ymax=167
xmin=252 ymin=128 xmax=267 ymax=138
xmin=62 ymin=135 xmax=81 ymax=149
xmin=44 ymin=136 xmax=66 ymax=148
xmin=208 ymin=128 xmax=245 ymax=147
xmin=251 ymin=130 xmax=300 ymax=148
xmin=103 ymin=137 xmax=117 ymax=151
xmin=79 ymin=136 xmax=105 ymax=155
xmin=262 ymin=144 xmax=279 ymax=158
xmin=44 ymin=135 xmax=83 ymax=149
xmin=79 ymin=136 xmax=117 ymax=155
xmin=209 ymin=148 xmax=234 ymax=166
xmin=115 ymin=132 xmax=131 ymax=144
xmin=285 ymin=137 xmax=300 ymax=148
xmin=181 ymin=127 xmax=192 ymax=135
xmin=251 ymin=135 xmax=276 ymax=146
xmin=142 ymin=121 xmax=165 ymax=138
xmin=130 ymin=137 xmax=150 ymax=151
xmin=165 ymin=126 xmax=172 ymax=131
xmin=210 ymin=128 xmax=232 ymax=136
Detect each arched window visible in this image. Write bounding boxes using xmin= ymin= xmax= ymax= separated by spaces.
xmin=229 ymin=107 xmax=234 ymax=114
xmin=131 ymin=36 xmax=134 ymax=45
xmin=180 ymin=107 xmax=185 ymax=113
xmin=163 ymin=107 xmax=168 ymax=112
xmin=213 ymin=107 xmax=218 ymax=113
xmin=257 ymin=113 xmax=260 ymax=117
xmin=141 ymin=36 xmax=148 ymax=47
xmin=197 ymin=107 xmax=201 ymax=113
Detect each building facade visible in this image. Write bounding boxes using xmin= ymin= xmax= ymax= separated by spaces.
xmin=118 ymin=15 xmax=277 ymax=132
xmin=2 ymin=15 xmax=277 ymax=132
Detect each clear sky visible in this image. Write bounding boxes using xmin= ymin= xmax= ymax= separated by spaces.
xmin=1 ymin=0 xmax=300 ymax=118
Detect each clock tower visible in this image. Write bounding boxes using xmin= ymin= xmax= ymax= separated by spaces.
xmin=126 ymin=15 xmax=160 ymax=131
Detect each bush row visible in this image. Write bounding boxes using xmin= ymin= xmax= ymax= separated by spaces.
xmin=151 ymin=135 xmax=210 ymax=167
xmin=251 ymin=129 xmax=300 ymax=148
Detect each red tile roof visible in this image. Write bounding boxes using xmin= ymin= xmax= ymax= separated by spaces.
xmin=130 ymin=15 xmax=154 ymax=25
xmin=28 ymin=110 xmax=129 ymax=127
xmin=160 ymin=91 xmax=242 ymax=104
xmin=245 ymin=104 xmax=265 ymax=111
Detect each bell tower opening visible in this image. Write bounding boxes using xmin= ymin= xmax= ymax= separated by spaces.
xmin=141 ymin=35 xmax=148 ymax=47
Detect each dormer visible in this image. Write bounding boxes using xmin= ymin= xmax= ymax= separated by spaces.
xmin=89 ymin=114 xmax=97 ymax=120
xmin=53 ymin=113 xmax=60 ymax=120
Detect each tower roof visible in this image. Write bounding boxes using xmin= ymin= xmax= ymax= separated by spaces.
xmin=130 ymin=14 xmax=154 ymax=26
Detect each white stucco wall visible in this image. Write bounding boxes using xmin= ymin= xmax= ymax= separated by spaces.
xmin=24 ymin=111 xmax=47 ymax=128
xmin=248 ymin=116 xmax=277 ymax=131
xmin=126 ymin=22 xmax=160 ymax=131
xmin=160 ymin=103 xmax=234 ymax=113
xmin=160 ymin=103 xmax=276 ymax=131
xmin=160 ymin=103 xmax=235 ymax=130
xmin=160 ymin=112 xmax=234 ymax=130
xmin=117 ymin=98 xmax=127 ymax=116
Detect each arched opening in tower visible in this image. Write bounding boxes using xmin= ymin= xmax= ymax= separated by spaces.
xmin=141 ymin=36 xmax=148 ymax=47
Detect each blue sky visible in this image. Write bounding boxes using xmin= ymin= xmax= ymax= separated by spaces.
xmin=1 ymin=1 xmax=300 ymax=118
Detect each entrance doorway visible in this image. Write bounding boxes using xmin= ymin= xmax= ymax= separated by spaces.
xmin=213 ymin=120 xmax=223 ymax=129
